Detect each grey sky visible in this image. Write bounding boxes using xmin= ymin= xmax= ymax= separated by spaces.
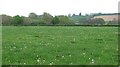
xmin=0 ymin=0 xmax=119 ymax=17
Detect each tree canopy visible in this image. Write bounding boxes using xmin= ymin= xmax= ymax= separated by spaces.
xmin=1 ymin=12 xmax=117 ymax=26
xmin=13 ymin=15 xmax=23 ymax=25
xmin=51 ymin=16 xmax=60 ymax=25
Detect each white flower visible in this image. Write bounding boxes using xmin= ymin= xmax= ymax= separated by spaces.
xmin=91 ymin=59 xmax=95 ymax=64
xmin=37 ymin=59 xmax=40 ymax=62
xmin=24 ymin=63 xmax=26 ymax=64
xmin=91 ymin=61 xmax=94 ymax=64
xmin=13 ymin=46 xmax=16 ymax=48
xmin=69 ymin=55 xmax=72 ymax=57
xmin=70 ymin=62 xmax=73 ymax=64
xmin=62 ymin=56 xmax=64 ymax=58
xmin=92 ymin=59 xmax=94 ymax=62
xmin=49 ymin=62 xmax=53 ymax=65
xmin=83 ymin=53 xmax=86 ymax=55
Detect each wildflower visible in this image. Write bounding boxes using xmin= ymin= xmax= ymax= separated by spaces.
xmin=23 ymin=63 xmax=26 ymax=65
xmin=69 ymin=55 xmax=72 ymax=57
xmin=37 ymin=55 xmax=39 ymax=57
xmin=70 ymin=62 xmax=73 ymax=64
xmin=91 ymin=59 xmax=95 ymax=64
xmin=92 ymin=59 xmax=94 ymax=62
xmin=49 ymin=62 xmax=53 ymax=65
xmin=62 ymin=56 xmax=64 ymax=58
xmin=37 ymin=59 xmax=40 ymax=62
xmin=13 ymin=46 xmax=16 ymax=48
xmin=89 ymin=58 xmax=91 ymax=60
xmin=83 ymin=53 xmax=86 ymax=55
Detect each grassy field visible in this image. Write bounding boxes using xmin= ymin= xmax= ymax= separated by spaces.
xmin=2 ymin=26 xmax=118 ymax=65
xmin=0 ymin=26 xmax=2 ymax=66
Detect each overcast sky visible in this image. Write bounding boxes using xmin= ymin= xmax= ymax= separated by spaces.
xmin=0 ymin=0 xmax=119 ymax=17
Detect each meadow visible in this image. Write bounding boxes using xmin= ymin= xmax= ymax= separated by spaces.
xmin=0 ymin=26 xmax=2 ymax=66
xmin=2 ymin=26 xmax=118 ymax=65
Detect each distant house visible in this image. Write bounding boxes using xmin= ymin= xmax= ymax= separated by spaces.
xmin=93 ymin=13 xmax=120 ymax=22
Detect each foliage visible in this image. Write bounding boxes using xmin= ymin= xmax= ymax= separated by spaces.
xmin=13 ymin=15 xmax=23 ymax=25
xmin=41 ymin=12 xmax=53 ymax=24
xmin=29 ymin=13 xmax=38 ymax=18
xmin=1 ymin=12 xmax=118 ymax=26
xmin=22 ymin=17 xmax=32 ymax=26
xmin=90 ymin=18 xmax=105 ymax=25
xmin=51 ymin=16 xmax=60 ymax=25
xmin=57 ymin=15 xmax=71 ymax=25
xmin=2 ymin=15 xmax=13 ymax=26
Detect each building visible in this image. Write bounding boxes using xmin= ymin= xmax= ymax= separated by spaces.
xmin=93 ymin=13 xmax=120 ymax=22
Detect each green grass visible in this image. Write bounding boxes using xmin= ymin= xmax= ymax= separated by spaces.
xmin=0 ymin=26 xmax=2 ymax=66
xmin=2 ymin=26 xmax=118 ymax=65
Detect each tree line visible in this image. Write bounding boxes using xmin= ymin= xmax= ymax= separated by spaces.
xmin=1 ymin=12 xmax=118 ymax=26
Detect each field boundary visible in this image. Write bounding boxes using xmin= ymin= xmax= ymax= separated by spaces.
xmin=5 ymin=25 xmax=119 ymax=27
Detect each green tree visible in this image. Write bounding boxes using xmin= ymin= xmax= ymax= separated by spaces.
xmin=90 ymin=18 xmax=105 ymax=25
xmin=1 ymin=14 xmax=13 ymax=26
xmin=29 ymin=13 xmax=37 ymax=18
xmin=57 ymin=15 xmax=71 ymax=25
xmin=79 ymin=13 xmax=81 ymax=16
xmin=13 ymin=15 xmax=23 ymax=25
xmin=41 ymin=12 xmax=53 ymax=24
xmin=93 ymin=18 xmax=105 ymax=25
xmin=22 ymin=17 xmax=32 ymax=26
xmin=51 ymin=16 xmax=60 ymax=25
